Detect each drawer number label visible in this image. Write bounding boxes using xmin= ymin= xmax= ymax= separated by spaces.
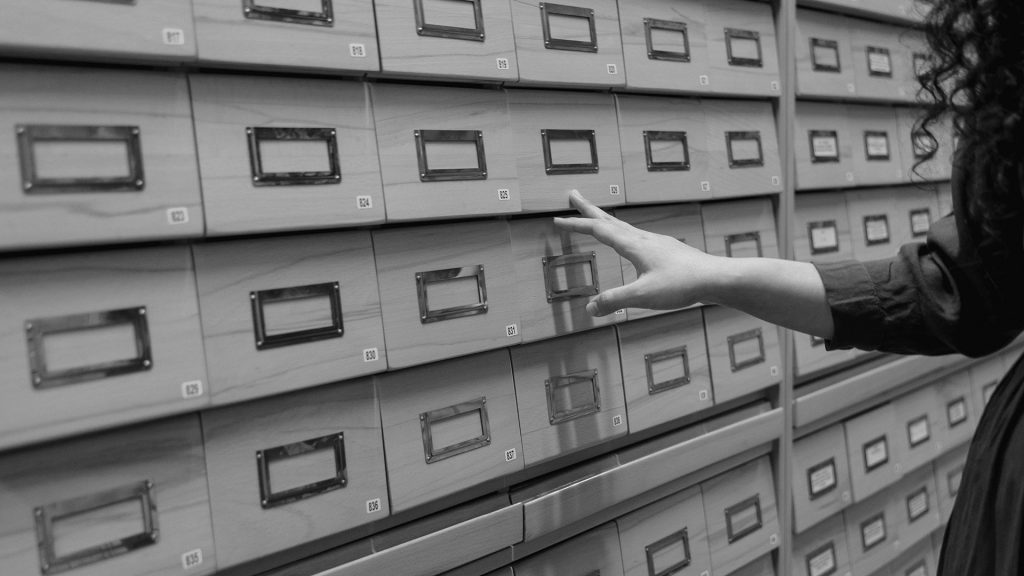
xmin=181 ymin=380 xmax=204 ymax=400
xmin=182 ymin=549 xmax=203 ymax=570
xmin=167 ymin=207 xmax=190 ymax=225
xmin=366 ymin=498 xmax=382 ymax=514
xmin=363 ymin=348 xmax=379 ymax=363
xmin=609 ymin=184 xmax=621 ymax=195
xmin=607 ymin=64 xmax=619 ymax=75
xmin=700 ymin=181 xmax=712 ymax=193
xmin=612 ymin=414 xmax=624 ymax=427
xmin=350 ymin=44 xmax=367 ymax=58
xmin=498 ymin=189 xmax=511 ymax=201
xmin=357 ymin=195 xmax=373 ymax=210
xmin=163 ymin=28 xmax=186 ymax=46
xmin=504 ymin=448 xmax=517 ymax=462
xmin=506 ymin=324 xmax=519 ymax=338
xmin=497 ymin=58 xmax=511 ymax=70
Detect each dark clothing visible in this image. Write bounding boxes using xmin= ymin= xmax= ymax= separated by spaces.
xmin=813 ymin=158 xmax=1024 ymax=574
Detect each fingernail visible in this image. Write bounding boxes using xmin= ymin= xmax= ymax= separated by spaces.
xmin=586 ymin=301 xmax=599 ymax=315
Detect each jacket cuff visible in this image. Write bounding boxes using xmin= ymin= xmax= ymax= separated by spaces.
xmin=814 ymin=259 xmax=887 ymax=351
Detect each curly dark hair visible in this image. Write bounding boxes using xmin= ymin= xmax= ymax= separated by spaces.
xmin=915 ymin=0 xmax=1024 ymax=252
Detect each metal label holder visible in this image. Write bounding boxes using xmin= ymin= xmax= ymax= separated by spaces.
xmin=947 ymin=398 xmax=968 ymax=427
xmin=910 ymin=208 xmax=932 ymax=237
xmin=726 ymin=131 xmax=765 ymax=168
xmin=250 ymin=282 xmax=344 ymax=350
xmin=414 ymin=0 xmax=485 ymax=41
xmin=420 ymin=397 xmax=491 ymax=464
xmin=807 ymin=457 xmax=838 ymax=500
xmin=806 ymin=541 xmax=839 ymax=576
xmin=725 ymin=28 xmax=763 ymax=68
xmin=541 ymin=129 xmax=599 ymax=175
xmin=644 ymin=131 xmax=691 ymax=172
xmin=644 ymin=345 xmax=691 ymax=395
xmin=864 ymin=131 xmax=891 ymax=161
xmin=540 ymin=3 xmax=598 ymax=53
xmin=542 ymin=251 xmax=600 ymax=302
xmin=906 ymin=487 xmax=930 ymax=522
xmin=246 ymin=127 xmax=341 ymax=187
xmin=809 ymin=130 xmax=840 ymax=164
xmin=860 ymin=513 xmax=887 ymax=550
xmin=546 ymin=369 xmax=601 ymax=425
xmin=863 ymin=435 xmax=889 ymax=472
xmin=724 ymin=494 xmax=763 ymax=543
xmin=907 ymin=415 xmax=931 ymax=447
xmin=810 ymin=38 xmax=841 ymax=72
xmin=866 ymin=46 xmax=893 ymax=77
xmin=808 ymin=220 xmax=840 ymax=255
xmin=863 ymin=214 xmax=891 ymax=246
xmin=725 ymin=231 xmax=763 ymax=258
xmin=414 ymin=129 xmax=488 ymax=182
xmin=727 ymin=327 xmax=766 ymax=373
xmin=416 ymin=265 xmax=489 ymax=324
xmin=17 ymin=124 xmax=144 ymax=194
xmin=644 ymin=528 xmax=691 ymax=576
xmin=644 ymin=18 xmax=690 ymax=62
xmin=243 ymin=0 xmax=334 ymax=27
xmin=256 ymin=433 xmax=347 ymax=509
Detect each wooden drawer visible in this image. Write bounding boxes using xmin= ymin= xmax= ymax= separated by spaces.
xmin=0 ymin=65 xmax=202 ymax=250
xmin=932 ymin=371 xmax=978 ymax=451
xmin=511 ymin=328 xmax=627 ymax=467
xmin=898 ymin=30 xmax=929 ymax=103
xmin=896 ymin=109 xmax=953 ymax=183
xmin=731 ymin=555 xmax=776 ymax=576
xmin=616 ymin=95 xmax=712 ymax=205
xmin=847 ymin=104 xmax=905 ymax=187
xmin=793 ymin=514 xmax=852 ymax=576
xmin=508 ymin=89 xmax=624 ymax=212
xmin=793 ymin=424 xmax=854 ymax=534
xmin=968 ymin=354 xmax=1006 ymax=412
xmin=616 ymin=204 xmax=706 ymax=320
xmin=374 ymin=0 xmax=518 ymax=81
xmin=795 ymin=101 xmax=857 ymax=190
xmin=795 ymin=9 xmax=855 ymax=98
xmin=844 ymin=188 xmax=903 ymax=261
xmin=933 ymin=444 xmax=968 ymax=526
xmin=0 ymin=416 xmax=215 ymax=576
xmin=509 ymin=217 xmax=624 ymax=343
xmin=377 ymin=350 xmax=523 ymax=512
xmin=0 ymin=246 xmax=207 ymax=450
xmin=372 ymin=83 xmax=520 ymax=221
xmin=193 ymin=0 xmax=379 ymax=72
xmin=704 ymin=99 xmax=784 ymax=199
xmin=510 ymin=0 xmax=625 ymax=88
xmin=894 ymin=189 xmax=941 ymax=246
xmin=936 ymin=182 xmax=953 ymax=218
xmin=842 ymin=487 xmax=899 ymax=576
xmin=374 ymin=220 xmax=520 ymax=369
xmin=844 ymin=403 xmax=903 ymax=503
xmin=514 ymin=523 xmax=624 ymax=576
xmin=192 ymin=231 xmax=385 ymax=405
xmin=703 ymin=456 xmax=780 ymax=576
xmin=890 ymin=467 xmax=942 ymax=555
xmin=617 ymin=310 xmax=713 ymax=434
xmin=703 ymin=0 xmax=781 ymax=97
xmin=891 ymin=386 xmax=944 ymax=476
xmin=618 ymin=0 xmax=710 ymax=94
xmin=702 ymin=197 xmax=780 ymax=260
xmin=703 ymin=306 xmax=782 ymax=404
xmin=850 ymin=20 xmax=911 ymax=102
xmin=201 ymin=378 xmax=387 ymax=568
xmin=887 ymin=537 xmax=937 ymax=576
xmin=189 ymin=74 xmax=383 ymax=235
xmin=0 ymin=0 xmax=195 ymax=62
xmin=616 ymin=486 xmax=713 ymax=576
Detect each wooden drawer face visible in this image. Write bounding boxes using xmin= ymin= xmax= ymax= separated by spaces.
xmin=509 ymin=218 xmax=624 ymax=343
xmin=511 ymin=328 xmax=627 ymax=467
xmin=375 ymin=0 xmax=518 ymax=81
xmin=703 ymin=0 xmax=781 ymax=97
xmin=616 ymin=95 xmax=712 ymax=205
xmin=704 ymin=99 xmax=783 ymax=198
xmin=0 ymin=416 xmax=215 ymax=576
xmin=618 ymin=0 xmax=710 ymax=93
xmin=508 ymin=89 xmax=625 ymax=212
xmin=373 ymin=83 xmax=520 ymax=221
xmin=793 ymin=424 xmax=853 ymax=534
xmin=793 ymin=514 xmax=852 ymax=576
xmin=617 ymin=486 xmax=712 ymax=576
xmin=374 ymin=220 xmax=520 ymax=369
xmin=515 ymin=523 xmax=625 ymax=576
xmin=932 ymin=372 xmax=978 ymax=450
xmin=510 ymin=0 xmax=625 ymax=88
xmin=795 ymin=102 xmax=856 ymax=190
xmin=899 ymin=30 xmax=929 ymax=101
xmin=377 ymin=350 xmax=523 ymax=512
xmin=795 ymin=9 xmax=855 ymax=98
xmin=617 ymin=310 xmax=713 ymax=434
xmin=896 ymin=109 xmax=953 ymax=182
xmin=936 ymin=182 xmax=953 ymax=218
xmin=891 ymin=467 xmax=942 ymax=551
xmin=891 ymin=386 xmax=944 ymax=476
xmin=190 ymin=75 xmax=383 ymax=235
xmin=0 ymin=246 xmax=207 ymax=450
xmin=703 ymin=197 xmax=780 ymax=260
xmin=0 ymin=66 xmax=202 ymax=250
xmin=730 ymin=555 xmax=775 ymax=576
xmin=933 ymin=444 xmax=968 ymax=525
xmin=895 ymin=189 xmax=940 ymax=246
xmin=844 ymin=403 xmax=902 ymax=503
xmin=888 ymin=538 xmax=937 ymax=576
xmin=703 ymin=306 xmax=781 ymax=404
xmin=969 ymin=355 xmax=1006 ymax=413
xmin=847 ymin=104 xmax=905 ymax=187
xmin=201 ymin=378 xmax=387 ymax=568
xmin=703 ymin=456 xmax=780 ymax=576
xmin=842 ymin=490 xmax=898 ymax=576
xmin=193 ymin=0 xmax=379 ymax=72
xmin=616 ymin=204 xmax=706 ymax=321
xmin=851 ymin=20 xmax=911 ymax=102
xmin=193 ymin=231 xmax=385 ymax=405
xmin=844 ymin=188 xmax=903 ymax=261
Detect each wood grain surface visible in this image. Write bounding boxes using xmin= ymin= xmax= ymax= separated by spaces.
xmin=703 ymin=305 xmax=782 ymax=404
xmin=702 ymin=197 xmax=780 ymax=259
xmin=793 ymin=514 xmax=853 ymax=576
xmin=843 ymin=403 xmax=902 ymax=503
xmin=850 ymin=20 xmax=912 ymax=102
xmin=792 ymin=424 xmax=854 ymax=534
xmin=616 ymin=485 xmax=713 ymax=576
xmin=702 ymin=456 xmax=779 ymax=576
xmin=619 ymin=0 xmax=711 ymax=93
xmin=844 ymin=188 xmax=904 ymax=262
xmin=795 ymin=9 xmax=856 ymax=98
xmin=795 ymin=101 xmax=857 ymax=191
xmin=841 ymin=487 xmax=898 ymax=576
xmin=703 ymin=0 xmax=780 ymax=97
xmin=513 ymin=523 xmax=624 ymax=576
xmin=846 ymin=104 xmax=906 ymax=187
xmin=703 ymin=99 xmax=783 ymax=199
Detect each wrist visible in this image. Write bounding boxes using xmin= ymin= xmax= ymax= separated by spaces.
xmin=696 ymin=254 xmax=745 ymax=306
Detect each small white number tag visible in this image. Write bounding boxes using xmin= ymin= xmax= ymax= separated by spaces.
xmin=612 ymin=414 xmax=624 ymax=427
xmin=366 ymin=498 xmax=382 ymax=514
xmin=181 ymin=381 xmax=204 ymax=400
xmin=357 ymin=195 xmax=373 ymax=210
xmin=770 ymin=366 xmax=779 ymax=377
xmin=506 ymin=324 xmax=519 ymax=338
xmin=700 ymin=181 xmax=712 ymax=193
xmin=609 ymin=184 xmax=621 ymax=196
xmin=163 ymin=28 xmax=186 ymax=46
xmin=770 ymin=81 xmax=780 ymax=92
xmin=167 ymin=207 xmax=190 ymax=225
xmin=349 ymin=43 xmax=367 ymax=58
xmin=769 ymin=533 xmax=779 ymax=546
xmin=771 ymin=176 xmax=781 ymax=186
xmin=607 ymin=63 xmax=619 ymax=75
xmin=841 ymin=491 xmax=851 ymax=503
xmin=699 ymin=389 xmax=710 ymax=401
xmin=845 ymin=172 xmax=855 ymax=182
xmin=847 ymin=83 xmax=856 ymax=93
xmin=497 ymin=58 xmax=511 ymax=70
xmin=498 ymin=189 xmax=511 ymax=201
xmin=363 ymin=348 xmax=379 ymax=363
xmin=699 ymin=75 xmax=710 ymax=86
xmin=182 ymin=549 xmax=203 ymax=570
xmin=504 ymin=448 xmax=517 ymax=462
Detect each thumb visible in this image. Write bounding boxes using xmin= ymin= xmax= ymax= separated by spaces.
xmin=586 ymin=283 xmax=642 ymax=317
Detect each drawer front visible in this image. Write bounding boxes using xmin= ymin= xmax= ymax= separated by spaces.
xmin=372 ymin=83 xmax=521 ymax=221
xmin=0 ymin=416 xmax=215 ymax=576
xmin=933 ymin=445 xmax=968 ymax=526
xmin=793 ymin=424 xmax=854 ymax=534
xmin=515 ymin=523 xmax=625 ymax=576
xmin=374 ymin=220 xmax=520 ymax=368
xmin=795 ymin=9 xmax=856 ymax=98
xmin=969 ymin=355 xmax=1006 ymax=413
xmin=201 ymin=378 xmax=387 ymax=568
xmin=703 ymin=99 xmax=783 ymax=198
xmin=850 ymin=20 xmax=910 ymax=102
xmin=618 ymin=0 xmax=711 ymax=93
xmin=193 ymin=231 xmax=385 ymax=404
xmin=0 ymin=246 xmax=207 ymax=450
xmin=0 ymin=65 xmax=202 ymax=250
xmin=511 ymin=328 xmax=627 ymax=467
xmin=193 ymin=0 xmax=379 ymax=72
xmin=703 ymin=0 xmax=781 ymax=97
xmin=795 ymin=102 xmax=856 ymax=190
xmin=793 ymin=514 xmax=852 ymax=576
xmin=375 ymin=0 xmax=519 ymax=81
xmin=617 ymin=486 xmax=713 ymax=576
xmin=616 ymin=95 xmax=712 ymax=205
xmin=508 ymin=89 xmax=625 ymax=212
xmin=896 ymin=108 xmax=953 ymax=183
xmin=887 ymin=538 xmax=937 ymax=576
xmin=729 ymin=555 xmax=776 ymax=576
xmin=190 ymin=75 xmax=383 ymax=235
xmin=936 ymin=182 xmax=953 ymax=218
xmin=703 ymin=306 xmax=782 ymax=404
xmin=844 ymin=189 xmax=903 ymax=261
xmin=510 ymin=0 xmax=625 ymax=88
xmin=702 ymin=197 xmax=780 ymax=260
xmin=891 ymin=467 xmax=942 ymax=552
xmin=703 ymin=456 xmax=780 ymax=576
xmin=0 ymin=0 xmax=196 ymax=62
xmin=844 ymin=403 xmax=902 ymax=503
xmin=894 ymin=188 xmax=941 ymax=246
xmin=891 ymin=386 xmax=944 ymax=475
xmin=842 ymin=490 xmax=898 ymax=576
xmin=932 ymin=372 xmax=978 ymax=450
xmin=847 ymin=105 xmax=905 ymax=186
xmin=377 ymin=350 xmax=523 ymax=512
xmin=509 ymin=217 xmax=624 ymax=343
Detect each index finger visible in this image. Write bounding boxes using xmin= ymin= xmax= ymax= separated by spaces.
xmin=568 ymin=189 xmax=613 ymax=221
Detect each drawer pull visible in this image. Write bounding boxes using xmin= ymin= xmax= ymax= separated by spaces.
xmin=808 ymin=220 xmax=840 ymax=255
xmin=414 ymin=0 xmax=485 ymax=42
xmin=256 ymin=433 xmax=347 ymax=509
xmin=35 ymin=480 xmax=158 ymax=575
xmin=246 ymin=127 xmax=341 ymax=187
xmin=26 ymin=307 xmax=153 ymax=389
xmin=542 ymin=129 xmax=599 ymax=175
xmin=810 ymin=130 xmax=840 ymax=163
xmin=864 ymin=131 xmax=891 ymax=160
xmin=250 ymin=282 xmax=344 ymax=350
xmin=727 ymin=327 xmax=765 ymax=372
xmin=725 ymin=28 xmax=763 ymax=68
xmin=17 ymin=125 xmax=144 ymax=194
xmin=542 ymin=251 xmax=600 ymax=302
xmin=863 ymin=214 xmax=891 ymax=246
xmin=644 ymin=131 xmax=691 ymax=172
xmin=420 ymin=397 xmax=491 ymax=464
xmin=725 ymin=494 xmax=763 ymax=543
xmin=644 ymin=345 xmax=691 ymax=395
xmin=645 ymin=528 xmax=691 ymax=576
xmin=725 ymin=131 xmax=765 ymax=168
xmin=644 ymin=18 xmax=691 ymax=62
xmin=416 ymin=265 xmax=488 ymax=324
xmin=540 ymin=2 xmax=597 ymax=53
xmin=546 ymin=369 xmax=600 ymax=424
xmin=242 ymin=0 xmax=334 ymax=27
xmin=866 ymin=46 xmax=893 ymax=77
xmin=725 ymin=231 xmax=763 ymax=258
xmin=807 ymin=457 xmax=838 ymax=500
xmin=810 ymin=38 xmax=841 ymax=73
xmin=414 ymin=129 xmax=488 ymax=182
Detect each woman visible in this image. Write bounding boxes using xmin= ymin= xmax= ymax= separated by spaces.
xmin=554 ymin=1 xmax=1024 ymax=573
